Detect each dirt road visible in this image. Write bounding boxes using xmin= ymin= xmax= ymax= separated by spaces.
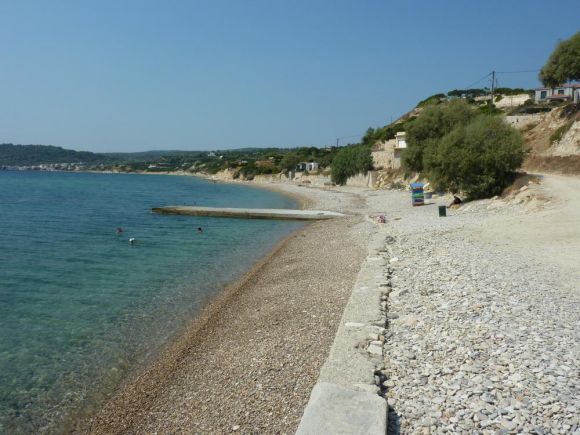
xmin=476 ymin=173 xmax=580 ymax=286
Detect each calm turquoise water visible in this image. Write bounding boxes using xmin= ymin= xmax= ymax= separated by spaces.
xmin=0 ymin=171 xmax=301 ymax=433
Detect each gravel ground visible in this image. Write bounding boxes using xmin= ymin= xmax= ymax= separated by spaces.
xmin=374 ymin=178 xmax=579 ymax=434
xmin=84 ymin=185 xmax=370 ymax=434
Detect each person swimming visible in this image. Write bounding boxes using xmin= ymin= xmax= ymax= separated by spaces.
xmin=129 ymin=238 xmax=135 ymax=245
xmin=116 ymin=227 xmax=123 ymax=235
xmin=197 ymin=227 xmax=203 ymax=233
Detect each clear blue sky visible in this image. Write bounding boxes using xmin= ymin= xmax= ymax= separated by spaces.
xmin=0 ymin=1 xmax=578 ymax=152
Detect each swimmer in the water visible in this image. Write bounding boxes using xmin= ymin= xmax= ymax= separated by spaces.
xmin=129 ymin=238 xmax=135 ymax=245
xmin=197 ymin=227 xmax=203 ymax=233
xmin=116 ymin=227 xmax=123 ymax=235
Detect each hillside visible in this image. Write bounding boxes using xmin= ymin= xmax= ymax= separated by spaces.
xmin=0 ymin=144 xmax=110 ymax=166
xmin=368 ymin=88 xmax=580 ymax=176
xmin=516 ymin=104 xmax=580 ymax=174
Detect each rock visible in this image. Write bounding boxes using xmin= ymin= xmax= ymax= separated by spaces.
xmin=500 ymin=419 xmax=517 ymax=430
xmin=374 ymin=191 xmax=579 ymax=434
xmin=367 ymin=343 xmax=383 ymax=356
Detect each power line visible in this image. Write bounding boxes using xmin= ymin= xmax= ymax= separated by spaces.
xmin=464 ymin=72 xmax=492 ymax=89
xmin=496 ymin=69 xmax=540 ymax=74
xmin=335 ymin=133 xmax=362 ymax=147
xmin=338 ymin=134 xmax=361 ymax=140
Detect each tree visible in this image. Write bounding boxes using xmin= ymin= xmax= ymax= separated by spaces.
xmin=402 ymin=99 xmax=475 ymax=172
xmin=330 ymin=145 xmax=373 ymax=185
xmin=279 ymin=152 xmax=301 ymax=172
xmin=539 ymin=32 xmax=580 ymax=87
xmin=416 ymin=93 xmax=446 ymax=108
xmin=424 ymin=115 xmax=524 ymax=198
xmin=447 ymin=88 xmax=488 ymax=98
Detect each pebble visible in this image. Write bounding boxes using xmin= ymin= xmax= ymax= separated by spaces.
xmin=381 ymin=192 xmax=578 ymax=434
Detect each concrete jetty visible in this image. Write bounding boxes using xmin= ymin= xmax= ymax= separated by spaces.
xmin=152 ymin=206 xmax=345 ymax=221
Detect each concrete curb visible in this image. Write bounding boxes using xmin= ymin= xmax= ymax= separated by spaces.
xmin=296 ymin=226 xmax=389 ymax=434
xmin=296 ymin=383 xmax=386 ymax=435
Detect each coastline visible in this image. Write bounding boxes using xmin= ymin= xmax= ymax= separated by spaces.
xmin=92 ymin=168 xmax=317 ymax=209
xmin=82 ymin=182 xmax=371 ymax=433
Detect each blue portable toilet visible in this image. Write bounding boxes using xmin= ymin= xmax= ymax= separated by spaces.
xmin=410 ymin=182 xmax=425 ymax=206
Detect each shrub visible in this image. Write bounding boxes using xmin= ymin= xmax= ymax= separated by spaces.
xmin=550 ymin=121 xmax=573 ymax=144
xmin=279 ymin=152 xmax=301 ymax=172
xmin=330 ymin=145 xmax=373 ymax=185
xmin=424 ymin=115 xmax=524 ymax=198
xmin=403 ymin=99 xmax=475 ymax=172
xmin=417 ymin=93 xmax=446 ymax=108
xmin=477 ymin=104 xmax=503 ymax=115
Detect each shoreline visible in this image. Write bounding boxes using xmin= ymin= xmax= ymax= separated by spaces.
xmin=79 ymin=223 xmax=305 ymax=433
xmin=82 ymin=182 xmax=371 ymax=433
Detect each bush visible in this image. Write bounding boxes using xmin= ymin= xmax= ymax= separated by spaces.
xmin=330 ymin=145 xmax=373 ymax=185
xmin=279 ymin=152 xmax=301 ymax=172
xmin=417 ymin=93 xmax=446 ymax=108
xmin=477 ymin=104 xmax=503 ymax=115
xmin=424 ymin=116 xmax=524 ymax=198
xmin=403 ymin=99 xmax=475 ymax=172
xmin=550 ymin=121 xmax=573 ymax=144
xmin=509 ymin=105 xmax=552 ymax=115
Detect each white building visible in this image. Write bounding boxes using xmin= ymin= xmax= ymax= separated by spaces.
xmin=535 ymin=84 xmax=580 ymax=103
xmin=296 ymin=162 xmax=319 ymax=172
xmin=372 ymin=131 xmax=407 ymax=170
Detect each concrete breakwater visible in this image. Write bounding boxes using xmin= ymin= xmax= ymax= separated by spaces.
xmin=152 ymin=206 xmax=345 ymax=220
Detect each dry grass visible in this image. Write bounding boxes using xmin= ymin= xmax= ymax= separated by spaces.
xmin=501 ymin=172 xmax=541 ymax=197
xmin=523 ymin=155 xmax=580 ymax=175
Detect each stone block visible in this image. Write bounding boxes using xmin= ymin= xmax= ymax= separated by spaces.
xmin=296 ymin=382 xmax=387 ymax=435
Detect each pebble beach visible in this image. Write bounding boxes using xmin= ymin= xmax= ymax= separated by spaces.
xmin=84 ymin=183 xmax=372 ymax=434
xmin=84 ymin=175 xmax=579 ymax=434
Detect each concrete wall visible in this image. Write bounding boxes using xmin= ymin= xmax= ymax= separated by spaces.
xmin=251 ymin=172 xmax=331 ymax=186
xmin=505 ymin=114 xmax=544 ymax=129
xmin=495 ymin=94 xmax=531 ymax=108
xmin=371 ymin=150 xmax=395 ymax=170
xmin=251 ymin=173 xmax=291 ymax=183
xmin=346 ymin=171 xmax=377 ymax=188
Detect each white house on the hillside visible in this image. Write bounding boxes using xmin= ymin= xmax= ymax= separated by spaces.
xmin=392 ymin=132 xmax=407 ymax=169
xmin=535 ymin=84 xmax=580 ymax=103
xmin=372 ymin=131 xmax=407 ymax=170
xmin=296 ymin=162 xmax=319 ymax=172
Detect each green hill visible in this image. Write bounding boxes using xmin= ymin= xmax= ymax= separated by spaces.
xmin=0 ymin=144 xmax=110 ymax=166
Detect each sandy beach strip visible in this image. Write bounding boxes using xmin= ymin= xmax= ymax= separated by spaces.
xmin=83 ymin=185 xmax=370 ymax=434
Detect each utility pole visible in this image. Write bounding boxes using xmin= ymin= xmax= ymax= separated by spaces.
xmin=336 ymin=138 xmax=339 ymax=147
xmin=489 ymin=70 xmax=496 ymax=114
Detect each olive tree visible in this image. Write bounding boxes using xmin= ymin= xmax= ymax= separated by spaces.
xmin=424 ymin=115 xmax=524 ymax=198
xmin=539 ymin=32 xmax=580 ymax=87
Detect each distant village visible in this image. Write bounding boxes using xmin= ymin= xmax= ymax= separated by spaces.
xmin=0 ymin=162 xmax=90 ymax=171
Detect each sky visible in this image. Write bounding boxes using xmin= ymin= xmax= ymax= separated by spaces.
xmin=0 ymin=1 xmax=578 ymax=153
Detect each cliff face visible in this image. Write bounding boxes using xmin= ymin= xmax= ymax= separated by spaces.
xmin=519 ymin=105 xmax=580 ymax=174
xmin=521 ymin=105 xmax=580 ymax=156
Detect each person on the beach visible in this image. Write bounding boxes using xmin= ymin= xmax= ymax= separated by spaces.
xmin=448 ymin=195 xmax=462 ymax=208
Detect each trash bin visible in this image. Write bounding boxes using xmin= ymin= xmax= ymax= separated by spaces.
xmin=438 ymin=205 xmax=447 ymax=217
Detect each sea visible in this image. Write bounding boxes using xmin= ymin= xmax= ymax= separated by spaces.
xmin=0 ymin=171 xmax=302 ymax=433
